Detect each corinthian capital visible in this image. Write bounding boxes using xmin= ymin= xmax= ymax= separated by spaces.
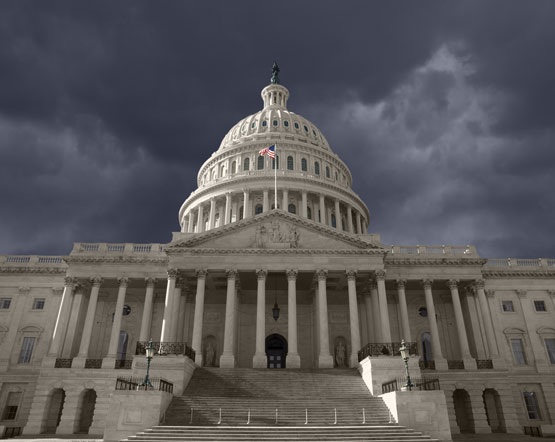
xmin=374 ymin=269 xmax=386 ymax=281
xmin=447 ymin=279 xmax=459 ymax=290
xmin=421 ymin=279 xmax=433 ymax=290
xmin=475 ymin=279 xmax=485 ymax=289
xmin=91 ymin=276 xmax=103 ymax=287
xmin=256 ymin=269 xmax=268 ymax=280
xmin=516 ymin=289 xmax=527 ymax=298
xmin=64 ymin=276 xmax=76 ymax=287
xmin=316 ymin=269 xmax=328 ymax=281
xmin=196 ymin=269 xmax=208 ymax=279
xmin=117 ymin=277 xmax=129 ymax=288
xmin=346 ymin=270 xmax=357 ymax=281
xmin=167 ymin=268 xmax=179 ymax=279
xmin=286 ymin=269 xmax=298 ymax=281
xmin=145 ymin=277 xmax=156 ymax=287
xmin=485 ymin=289 xmax=496 ymax=298
xmin=396 ymin=279 xmax=407 ymax=289
xmin=226 ymin=269 xmax=238 ymax=280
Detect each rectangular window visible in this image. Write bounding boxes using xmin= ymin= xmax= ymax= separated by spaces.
xmin=18 ymin=337 xmax=35 ymax=364
xmin=511 ymin=339 xmax=527 ymax=365
xmin=523 ymin=392 xmax=541 ymax=419
xmin=32 ymin=298 xmax=45 ymax=310
xmin=2 ymin=392 xmax=22 ymax=420
xmin=502 ymin=300 xmax=514 ymax=312
xmin=534 ymin=300 xmax=546 ymax=312
xmin=546 ymin=338 xmax=555 ymax=364
xmin=0 ymin=298 xmax=11 ymax=309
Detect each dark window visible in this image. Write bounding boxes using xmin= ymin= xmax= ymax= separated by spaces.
xmin=287 ymin=156 xmax=294 ymax=170
xmin=122 ymin=305 xmax=131 ymax=316
xmin=312 ymin=129 xmax=317 ymax=136
xmin=257 ymin=156 xmax=264 ymax=170
xmin=255 ymin=204 xmax=263 ymax=215
xmin=545 ymin=338 xmax=555 ymax=364
xmin=284 ymin=121 xmax=289 ymax=127
xmin=314 ymin=162 xmax=320 ymax=175
xmin=326 ymin=166 xmax=330 ymax=178
xmin=502 ymin=300 xmax=514 ymax=312
xmin=273 ymin=119 xmax=278 ymax=126
xmin=307 ymin=207 xmax=312 ymax=220
xmin=331 ymin=214 xmax=336 ymax=228
xmin=288 ymin=204 xmax=296 ymax=214
xmin=304 ymin=125 xmax=309 ymax=132
xmin=32 ymin=298 xmax=45 ymax=310
xmin=0 ymin=298 xmax=11 ymax=309
xmin=511 ymin=339 xmax=526 ymax=365
xmin=243 ymin=158 xmax=250 ymax=171
xmin=18 ymin=337 xmax=35 ymax=364
xmin=272 ymin=156 xmax=279 ymax=169
xmin=262 ymin=120 xmax=267 ymax=127
xmin=301 ymin=158 xmax=307 ymax=171
xmin=418 ymin=307 xmax=428 ymax=317
xmin=294 ymin=122 xmax=299 ymax=129
xmin=2 ymin=392 xmax=21 ymax=420
xmin=422 ymin=332 xmax=432 ymax=361
xmin=534 ymin=300 xmax=546 ymax=312
xmin=523 ymin=392 xmax=541 ymax=419
xmin=251 ymin=122 xmax=256 ymax=128
xmin=231 ymin=161 xmax=236 ymax=174
xmin=239 ymin=206 xmax=243 ymax=220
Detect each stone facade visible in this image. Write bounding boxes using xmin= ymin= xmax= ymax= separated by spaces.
xmin=0 ymin=79 xmax=554 ymax=438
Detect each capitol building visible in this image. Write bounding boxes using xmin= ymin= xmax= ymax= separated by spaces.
xmin=0 ymin=69 xmax=554 ymax=441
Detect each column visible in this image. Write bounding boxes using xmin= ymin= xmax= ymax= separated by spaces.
xmin=346 ymin=270 xmax=361 ymax=367
xmin=316 ymin=269 xmax=333 ymax=368
xmin=286 ymin=269 xmax=301 ymax=368
xmin=396 ymin=279 xmax=412 ymax=341
xmin=375 ymin=270 xmax=391 ymax=342
xmin=48 ymin=277 xmax=75 ymax=357
xmin=282 ymin=189 xmax=288 ymax=212
xmin=208 ymin=198 xmax=216 ymax=230
xmin=220 ymin=269 xmax=238 ymax=368
xmin=328 ymin=206 xmax=333 ymax=226
xmin=62 ymin=285 xmax=85 ymax=358
xmin=319 ymin=194 xmax=326 ymax=225
xmin=301 ymin=191 xmax=308 ymax=218
xmin=138 ymin=278 xmax=156 ymax=342
xmin=243 ymin=189 xmax=250 ymax=219
xmin=253 ymin=269 xmax=267 ymax=368
xmin=447 ymin=279 xmax=474 ymax=368
xmin=73 ymin=277 xmax=102 ymax=367
xmin=160 ymin=269 xmax=178 ymax=343
xmin=197 ymin=204 xmax=204 ymax=233
xmin=263 ymin=189 xmax=269 ymax=212
xmin=192 ymin=269 xmax=207 ymax=365
xmin=347 ymin=205 xmax=354 ymax=233
xmin=370 ymin=281 xmax=381 ymax=341
xmin=187 ymin=211 xmax=194 ymax=233
xmin=421 ymin=279 xmax=447 ymax=369
xmin=223 ymin=192 xmax=232 ymax=224
xmin=363 ymin=288 xmax=374 ymax=342
xmin=334 ymin=199 xmax=341 ymax=229
xmin=102 ymin=277 xmax=128 ymax=367
xmin=355 ymin=212 xmax=361 ymax=234
xmin=475 ymin=279 xmax=500 ymax=360
xmin=231 ymin=200 xmax=238 ymax=222
xmin=169 ymin=279 xmax=182 ymax=341
xmin=217 ymin=204 xmax=224 ymax=227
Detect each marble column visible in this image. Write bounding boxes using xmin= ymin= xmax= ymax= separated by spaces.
xmin=286 ymin=269 xmax=301 ymax=368
xmin=363 ymin=288 xmax=374 ymax=342
xmin=301 ymin=191 xmax=308 ymax=218
xmin=192 ymin=269 xmax=207 ymax=365
xmin=316 ymin=269 xmax=333 ymax=368
xmin=263 ymin=189 xmax=269 ymax=212
xmin=282 ymin=189 xmax=288 ymax=212
xmin=421 ymin=279 xmax=447 ymax=369
xmin=224 ymin=192 xmax=232 ymax=224
xmin=253 ymin=269 xmax=267 ymax=368
xmin=197 ymin=204 xmax=204 ymax=233
xmin=73 ymin=277 xmax=102 ymax=367
xmin=217 ymin=204 xmax=224 ymax=227
xmin=62 ymin=285 xmax=85 ymax=358
xmin=475 ymin=279 xmax=500 ymax=359
xmin=355 ymin=212 xmax=361 ymax=234
xmin=48 ymin=277 xmax=75 ymax=357
xmin=376 ymin=270 xmax=391 ymax=342
xmin=346 ymin=270 xmax=361 ymax=367
xmin=187 ymin=212 xmax=194 ymax=233
xmin=138 ymin=278 xmax=156 ymax=342
xmin=243 ymin=189 xmax=250 ymax=219
xmin=447 ymin=279 xmax=474 ymax=368
xmin=169 ymin=279 xmax=182 ymax=341
xmin=347 ymin=206 xmax=354 ymax=233
xmin=370 ymin=281 xmax=381 ymax=342
xmin=396 ymin=279 xmax=412 ymax=341
xmin=208 ymin=198 xmax=216 ymax=230
xmin=102 ymin=277 xmax=128 ymax=367
xmin=319 ymin=194 xmax=326 ymax=225
xmin=160 ymin=269 xmax=178 ymax=344
xmin=220 ymin=269 xmax=238 ymax=368
xmin=334 ymin=199 xmax=341 ymax=229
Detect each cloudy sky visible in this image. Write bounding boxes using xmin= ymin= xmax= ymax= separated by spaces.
xmin=1 ymin=1 xmax=554 ymax=259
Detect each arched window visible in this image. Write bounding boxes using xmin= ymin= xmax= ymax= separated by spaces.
xmin=220 ymin=164 xmax=225 ymax=177
xmin=272 ymin=155 xmax=279 ymax=169
xmin=314 ymin=162 xmax=320 ymax=175
xmin=331 ymin=214 xmax=336 ymax=228
xmin=326 ymin=166 xmax=330 ymax=178
xmin=288 ymin=204 xmax=296 ymax=214
xmin=307 ymin=207 xmax=312 ymax=220
xmin=231 ymin=161 xmax=236 ymax=174
xmin=422 ymin=332 xmax=433 ymax=361
xmin=301 ymin=158 xmax=307 ymax=171
xmin=244 ymin=157 xmax=250 ymax=171
xmin=287 ymin=156 xmax=294 ymax=170
xmin=258 ymin=156 xmax=264 ymax=170
xmin=255 ymin=204 xmax=263 ymax=215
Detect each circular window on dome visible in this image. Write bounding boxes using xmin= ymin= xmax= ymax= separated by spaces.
xmin=294 ymin=122 xmax=299 ymax=129
xmin=418 ymin=307 xmax=428 ymax=317
xmin=262 ymin=121 xmax=267 ymax=127
xmin=123 ymin=305 xmax=131 ymax=316
xmin=284 ymin=121 xmax=289 ymax=127
xmin=304 ymin=125 xmax=309 ymax=132
xmin=273 ymin=120 xmax=278 ymax=126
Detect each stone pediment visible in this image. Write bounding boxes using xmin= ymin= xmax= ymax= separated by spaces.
xmin=167 ymin=210 xmax=384 ymax=253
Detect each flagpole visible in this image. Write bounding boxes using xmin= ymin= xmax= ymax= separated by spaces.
xmin=274 ymin=143 xmax=278 ymax=210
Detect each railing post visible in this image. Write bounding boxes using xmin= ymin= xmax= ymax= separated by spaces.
xmin=217 ymin=408 xmax=222 ymax=425
xmin=304 ymin=408 xmax=308 ymax=425
xmin=247 ymin=409 xmax=250 ymax=425
xmin=362 ymin=408 xmax=366 ymax=424
xmin=333 ymin=408 xmax=337 ymax=425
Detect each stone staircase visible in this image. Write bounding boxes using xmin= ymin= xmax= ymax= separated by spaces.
xmin=124 ymin=368 xmax=438 ymax=441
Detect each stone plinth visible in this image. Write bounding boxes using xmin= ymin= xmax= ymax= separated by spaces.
xmin=358 ymin=356 xmax=421 ymax=395
xmin=104 ymin=390 xmax=173 ymax=442
xmin=380 ymin=390 xmax=452 ymax=441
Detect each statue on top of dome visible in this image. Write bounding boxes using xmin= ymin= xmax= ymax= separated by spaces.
xmin=270 ymin=62 xmax=280 ymax=84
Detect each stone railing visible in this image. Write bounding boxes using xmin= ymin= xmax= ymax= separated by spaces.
xmin=135 ymin=341 xmax=196 ymax=361
xmin=358 ymin=342 xmax=418 ymax=361
xmin=388 ymin=245 xmax=479 ymax=257
xmin=115 ymin=376 xmax=173 ymax=393
xmin=382 ymin=377 xmax=440 ymax=394
xmin=71 ymin=243 xmax=166 ymax=255
xmin=484 ymin=258 xmax=555 ymax=269
xmin=0 ymin=255 xmax=66 ymax=265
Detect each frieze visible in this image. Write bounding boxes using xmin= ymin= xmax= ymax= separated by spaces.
xmin=254 ymin=221 xmax=300 ymax=249
xmin=482 ymin=270 xmax=555 ymax=278
xmin=65 ymin=256 xmax=169 ymax=264
xmin=386 ymin=258 xmax=487 ymax=266
xmin=173 ymin=248 xmax=384 ymax=256
xmin=0 ymin=266 xmax=67 ymax=274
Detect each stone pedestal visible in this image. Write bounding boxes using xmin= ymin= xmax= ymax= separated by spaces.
xmin=102 ymin=357 xmax=116 ymax=369
xmin=318 ymin=354 xmax=334 ymax=369
xmin=462 ymin=357 xmax=477 ymax=370
xmin=287 ymin=353 xmax=301 ymax=369
xmin=71 ymin=356 xmax=86 ymax=368
xmin=252 ymin=354 xmax=267 ymax=368
xmin=219 ymin=354 xmax=236 ymax=369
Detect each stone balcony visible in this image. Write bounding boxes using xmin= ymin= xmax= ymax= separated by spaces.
xmin=0 ymin=255 xmax=67 ymax=272
xmin=388 ymin=245 xmax=479 ymax=258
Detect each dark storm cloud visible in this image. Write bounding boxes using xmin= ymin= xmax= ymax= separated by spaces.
xmin=0 ymin=1 xmax=554 ymax=258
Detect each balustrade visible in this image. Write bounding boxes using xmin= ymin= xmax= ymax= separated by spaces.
xmin=381 ymin=377 xmax=440 ymax=394
xmin=135 ymin=341 xmax=196 ymax=360
xmin=357 ymin=342 xmax=417 ymax=361
xmin=115 ymin=376 xmax=173 ymax=393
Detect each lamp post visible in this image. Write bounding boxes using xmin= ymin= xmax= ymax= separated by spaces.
xmin=139 ymin=339 xmax=155 ymax=389
xmin=399 ymin=339 xmax=414 ymax=391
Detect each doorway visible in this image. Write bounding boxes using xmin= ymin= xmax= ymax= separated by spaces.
xmin=266 ymin=334 xmax=287 ymax=368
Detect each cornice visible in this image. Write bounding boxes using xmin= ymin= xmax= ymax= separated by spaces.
xmin=385 ymin=258 xmax=487 ymax=266
xmin=168 ymin=247 xmax=386 ymax=256
xmin=66 ymin=256 xmax=169 ymax=264
xmin=482 ymin=269 xmax=555 ymax=278
xmin=0 ymin=266 xmax=67 ymax=274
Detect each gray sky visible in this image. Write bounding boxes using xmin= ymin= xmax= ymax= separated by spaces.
xmin=1 ymin=1 xmax=554 ymax=258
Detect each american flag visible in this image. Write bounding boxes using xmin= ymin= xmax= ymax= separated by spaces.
xmin=258 ymin=144 xmax=276 ymax=158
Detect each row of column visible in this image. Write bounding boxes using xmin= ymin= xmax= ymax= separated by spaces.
xmin=184 ymin=189 xmax=366 ymax=234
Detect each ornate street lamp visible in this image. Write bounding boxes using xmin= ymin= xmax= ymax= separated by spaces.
xmin=399 ymin=339 xmax=414 ymax=391
xmin=139 ymin=339 xmax=155 ymax=389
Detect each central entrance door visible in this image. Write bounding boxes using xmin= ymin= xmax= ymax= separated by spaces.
xmin=266 ymin=334 xmax=287 ymax=368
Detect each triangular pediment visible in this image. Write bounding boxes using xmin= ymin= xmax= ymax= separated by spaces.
xmin=167 ymin=210 xmax=384 ymax=253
